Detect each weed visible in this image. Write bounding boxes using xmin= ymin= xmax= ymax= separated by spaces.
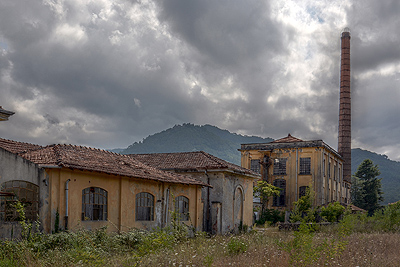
xmin=226 ymin=236 xmax=248 ymax=255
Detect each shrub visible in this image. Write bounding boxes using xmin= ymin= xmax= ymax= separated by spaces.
xmin=256 ymin=209 xmax=284 ymax=225
xmin=226 ymin=237 xmax=248 ymax=255
xmin=320 ymin=202 xmax=345 ymax=222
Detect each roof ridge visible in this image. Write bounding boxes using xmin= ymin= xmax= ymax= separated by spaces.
xmin=199 ymin=151 xmax=226 ymax=168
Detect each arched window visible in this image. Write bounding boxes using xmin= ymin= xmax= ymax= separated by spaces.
xmin=273 ymin=179 xmax=286 ymax=207
xmin=136 ymin=192 xmax=154 ymax=221
xmin=82 ymin=187 xmax=107 ymax=221
xmin=175 ymin=196 xmax=189 ymax=221
xmin=0 ymin=180 xmax=39 ymax=221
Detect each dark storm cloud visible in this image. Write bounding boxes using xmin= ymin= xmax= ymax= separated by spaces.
xmin=158 ymin=0 xmax=285 ymax=67
xmin=0 ymin=0 xmax=399 ymax=161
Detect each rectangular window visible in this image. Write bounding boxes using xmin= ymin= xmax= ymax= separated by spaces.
xmin=299 ymin=186 xmax=309 ymax=198
xmin=272 ymin=179 xmax=286 ymax=207
xmin=328 ymin=161 xmax=331 ymax=178
xmin=250 ymin=159 xmax=261 ymax=173
xmin=273 ymin=158 xmax=287 ymax=175
xmin=299 ymin=157 xmax=311 ymax=175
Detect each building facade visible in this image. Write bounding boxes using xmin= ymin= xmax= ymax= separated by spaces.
xmin=0 ymin=138 xmax=208 ymax=238
xmin=130 ymin=151 xmax=259 ymax=234
xmin=239 ymin=134 xmax=351 ymax=211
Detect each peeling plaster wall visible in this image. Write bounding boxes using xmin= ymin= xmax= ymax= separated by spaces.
xmin=177 ymin=171 xmax=254 ymax=234
xmin=0 ymin=148 xmax=49 ymax=238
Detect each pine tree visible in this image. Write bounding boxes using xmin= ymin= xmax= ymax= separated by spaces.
xmin=351 ymin=159 xmax=383 ymax=215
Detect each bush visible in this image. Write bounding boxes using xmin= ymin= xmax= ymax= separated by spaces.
xmin=226 ymin=237 xmax=248 ymax=255
xmin=320 ymin=202 xmax=345 ymax=222
xmin=256 ymin=209 xmax=284 ymax=225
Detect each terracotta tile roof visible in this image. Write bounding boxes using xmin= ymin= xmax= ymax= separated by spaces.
xmin=0 ymin=139 xmax=207 ymax=187
xmin=130 ymin=151 xmax=260 ymax=177
xmin=270 ymin=134 xmax=303 ymax=143
xmin=0 ymin=138 xmax=43 ymax=154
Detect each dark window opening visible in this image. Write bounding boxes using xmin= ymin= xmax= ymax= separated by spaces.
xmin=82 ymin=187 xmax=108 ymax=221
xmin=299 ymin=157 xmax=311 ymax=175
xmin=299 ymin=186 xmax=309 ymax=198
xmin=273 ymin=158 xmax=287 ymax=175
xmin=273 ymin=179 xmax=286 ymax=207
xmin=250 ymin=159 xmax=261 ymax=174
xmin=136 ymin=192 xmax=154 ymax=221
xmin=175 ymin=196 xmax=189 ymax=221
xmin=0 ymin=180 xmax=39 ymax=222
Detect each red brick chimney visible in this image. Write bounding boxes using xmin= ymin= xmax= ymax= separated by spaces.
xmin=338 ymin=28 xmax=351 ymax=183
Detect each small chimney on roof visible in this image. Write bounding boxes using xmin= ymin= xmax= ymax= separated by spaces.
xmin=338 ymin=28 xmax=351 ymax=183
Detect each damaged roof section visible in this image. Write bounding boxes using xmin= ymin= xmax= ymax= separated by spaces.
xmin=130 ymin=151 xmax=260 ymax=178
xmin=0 ymin=138 xmax=209 ymax=187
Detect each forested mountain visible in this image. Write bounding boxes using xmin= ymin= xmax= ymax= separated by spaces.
xmin=352 ymin=148 xmax=400 ymax=205
xmin=121 ymin=123 xmax=273 ymax=164
xmin=120 ymin=123 xmax=400 ymax=205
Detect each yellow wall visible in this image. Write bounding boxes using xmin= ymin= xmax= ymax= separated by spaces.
xmin=241 ymin=146 xmax=346 ymax=210
xmin=44 ymin=168 xmax=203 ymax=233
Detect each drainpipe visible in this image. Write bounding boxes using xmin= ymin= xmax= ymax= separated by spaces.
xmin=295 ymin=148 xmax=298 ymax=202
xmin=164 ymin=188 xmax=170 ymax=226
xmin=205 ymin=169 xmax=211 ymax=233
xmin=65 ymin=179 xmax=71 ymax=230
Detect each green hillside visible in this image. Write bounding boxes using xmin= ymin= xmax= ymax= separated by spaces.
xmin=121 ymin=123 xmax=273 ymax=164
xmin=120 ymin=123 xmax=400 ymax=205
xmin=352 ymin=148 xmax=400 ymax=205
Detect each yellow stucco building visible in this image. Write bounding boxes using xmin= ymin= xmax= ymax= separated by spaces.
xmin=130 ymin=152 xmax=259 ymax=234
xmin=239 ymin=134 xmax=351 ymax=211
xmin=0 ymin=138 xmax=207 ymax=237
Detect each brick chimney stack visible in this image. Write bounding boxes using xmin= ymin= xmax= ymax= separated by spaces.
xmin=338 ymin=28 xmax=351 ymax=183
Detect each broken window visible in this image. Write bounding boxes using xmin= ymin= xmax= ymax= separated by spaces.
xmin=175 ymin=195 xmax=189 ymax=221
xmin=136 ymin=192 xmax=154 ymax=221
xmin=250 ymin=159 xmax=261 ymax=173
xmin=273 ymin=179 xmax=286 ymax=207
xmin=273 ymin=158 xmax=287 ymax=175
xmin=0 ymin=180 xmax=39 ymax=221
xmin=299 ymin=186 xmax=309 ymax=198
xmin=82 ymin=187 xmax=108 ymax=221
xmin=299 ymin=157 xmax=311 ymax=175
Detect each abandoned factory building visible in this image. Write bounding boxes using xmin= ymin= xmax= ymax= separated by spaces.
xmin=239 ymin=134 xmax=351 ymax=211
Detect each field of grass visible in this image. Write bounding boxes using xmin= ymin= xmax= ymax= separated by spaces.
xmin=1 ymin=215 xmax=400 ymax=267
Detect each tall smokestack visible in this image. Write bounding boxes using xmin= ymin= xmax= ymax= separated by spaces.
xmin=338 ymin=28 xmax=351 ymax=183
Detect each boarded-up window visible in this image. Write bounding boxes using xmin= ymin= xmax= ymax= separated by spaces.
xmin=273 ymin=179 xmax=286 ymax=207
xmin=273 ymin=158 xmax=287 ymax=175
xmin=175 ymin=196 xmax=189 ymax=221
xmin=82 ymin=187 xmax=107 ymax=221
xmin=250 ymin=159 xmax=260 ymax=173
xmin=136 ymin=192 xmax=154 ymax=221
xmin=0 ymin=180 xmax=39 ymax=221
xmin=299 ymin=157 xmax=311 ymax=175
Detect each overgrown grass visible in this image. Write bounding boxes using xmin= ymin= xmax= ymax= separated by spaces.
xmin=3 ymin=202 xmax=400 ymax=266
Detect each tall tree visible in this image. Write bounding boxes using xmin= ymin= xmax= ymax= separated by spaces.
xmin=352 ymin=159 xmax=383 ymax=215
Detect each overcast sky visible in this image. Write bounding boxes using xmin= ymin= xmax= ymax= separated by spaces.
xmin=1 ymin=0 xmax=399 ymax=161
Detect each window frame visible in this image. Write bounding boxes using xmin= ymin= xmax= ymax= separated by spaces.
xmin=299 ymin=157 xmax=311 ymax=175
xmin=250 ymin=159 xmax=261 ymax=174
xmin=81 ymin=187 xmax=108 ymax=221
xmin=136 ymin=192 xmax=154 ymax=221
xmin=273 ymin=158 xmax=287 ymax=175
xmin=175 ymin=195 xmax=189 ymax=221
xmin=272 ymin=179 xmax=286 ymax=207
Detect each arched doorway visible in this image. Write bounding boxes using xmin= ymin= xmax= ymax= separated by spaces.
xmin=233 ymin=186 xmax=243 ymax=231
